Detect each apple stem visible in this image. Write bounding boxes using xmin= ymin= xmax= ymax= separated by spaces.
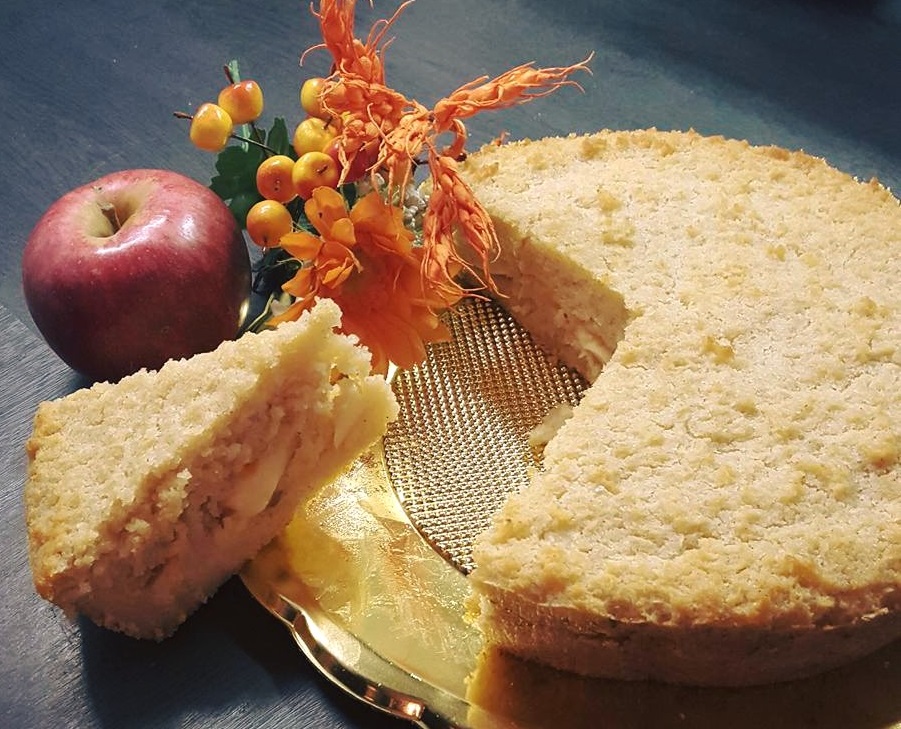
xmin=93 ymin=187 xmax=122 ymax=232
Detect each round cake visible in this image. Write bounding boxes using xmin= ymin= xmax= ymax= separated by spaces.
xmin=461 ymin=129 xmax=901 ymax=686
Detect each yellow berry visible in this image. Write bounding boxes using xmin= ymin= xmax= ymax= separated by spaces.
xmin=292 ymin=152 xmax=341 ymax=200
xmin=300 ymin=77 xmax=328 ymax=119
xmin=292 ymin=116 xmax=339 ymax=157
xmin=189 ymin=103 xmax=233 ymax=152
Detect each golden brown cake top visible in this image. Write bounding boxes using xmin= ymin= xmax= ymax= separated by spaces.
xmin=465 ymin=129 xmax=900 ymax=630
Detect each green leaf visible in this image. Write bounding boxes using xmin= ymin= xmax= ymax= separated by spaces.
xmin=225 ymin=59 xmax=242 ymax=83
xmin=209 ymin=144 xmax=264 ymax=200
xmin=227 ymin=189 xmax=262 ymax=228
xmin=267 ymin=117 xmax=293 ymax=158
xmin=220 ymin=143 xmax=265 ymax=177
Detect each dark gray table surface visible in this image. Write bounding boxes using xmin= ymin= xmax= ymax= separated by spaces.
xmin=1 ymin=0 xmax=899 ymax=727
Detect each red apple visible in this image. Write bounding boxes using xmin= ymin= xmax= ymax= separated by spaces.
xmin=22 ymin=169 xmax=251 ymax=382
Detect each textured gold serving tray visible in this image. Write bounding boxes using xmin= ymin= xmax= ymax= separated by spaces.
xmin=241 ymin=298 xmax=901 ymax=729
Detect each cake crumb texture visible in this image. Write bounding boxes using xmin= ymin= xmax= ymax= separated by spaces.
xmin=463 ymin=129 xmax=901 ymax=684
xmin=24 ymin=298 xmax=398 ymax=639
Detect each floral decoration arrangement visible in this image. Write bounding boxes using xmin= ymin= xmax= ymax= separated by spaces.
xmin=178 ymin=0 xmax=590 ymax=373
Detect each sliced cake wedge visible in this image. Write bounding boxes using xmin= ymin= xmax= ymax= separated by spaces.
xmin=24 ymin=298 xmax=398 ymax=639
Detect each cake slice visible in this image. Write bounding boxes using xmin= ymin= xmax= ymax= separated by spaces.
xmin=461 ymin=129 xmax=901 ymax=685
xmin=24 ymin=298 xmax=398 ymax=639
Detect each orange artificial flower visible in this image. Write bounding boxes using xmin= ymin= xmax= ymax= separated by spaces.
xmin=305 ymin=0 xmax=415 ymax=85
xmin=266 ymin=1 xmax=590 ymax=373
xmin=306 ymin=0 xmax=591 ymax=304
xmin=269 ymin=186 xmax=454 ymax=373
xmin=282 ymin=188 xmax=359 ymax=292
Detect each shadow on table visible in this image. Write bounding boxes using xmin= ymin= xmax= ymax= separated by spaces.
xmin=78 ymin=577 xmax=410 ymax=728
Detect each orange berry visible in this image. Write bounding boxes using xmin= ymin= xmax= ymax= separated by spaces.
xmin=245 ymin=199 xmax=293 ymax=247
xmin=255 ymin=155 xmax=297 ymax=203
xmin=189 ymin=103 xmax=233 ymax=152
xmin=292 ymin=152 xmax=341 ymax=200
xmin=217 ymin=80 xmax=264 ymax=124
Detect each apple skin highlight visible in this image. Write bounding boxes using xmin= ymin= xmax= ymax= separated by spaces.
xmin=23 ymin=169 xmax=252 ymax=382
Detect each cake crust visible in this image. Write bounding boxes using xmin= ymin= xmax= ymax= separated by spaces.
xmin=462 ymin=129 xmax=901 ymax=685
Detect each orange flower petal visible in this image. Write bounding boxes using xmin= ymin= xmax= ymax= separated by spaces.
xmin=305 ymin=186 xmax=350 ymax=235
xmin=351 ymin=191 xmax=414 ymax=257
xmin=282 ymin=267 xmax=316 ymax=298
xmin=348 ymin=190 xmax=387 ymax=225
xmin=321 ymin=261 xmax=356 ymax=289
xmin=330 ymin=217 xmax=357 ymax=247
xmin=280 ymin=231 xmax=323 ymax=262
